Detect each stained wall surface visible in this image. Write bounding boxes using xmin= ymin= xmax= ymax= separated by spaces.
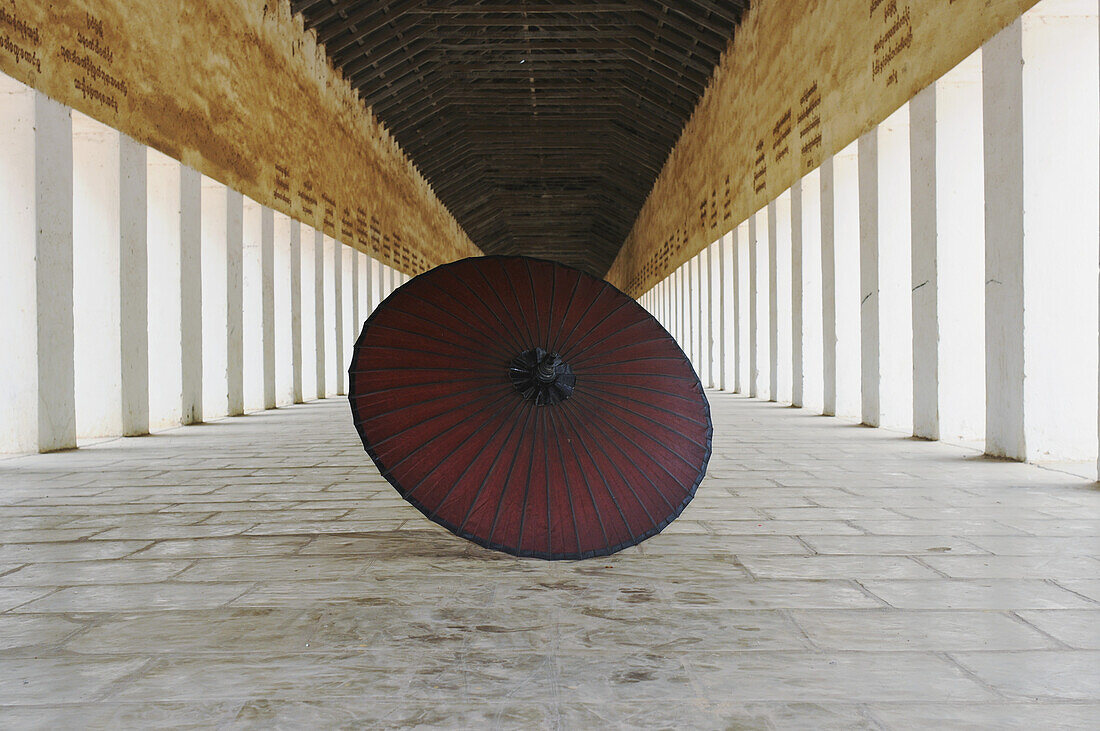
xmin=608 ymin=0 xmax=1041 ymax=296
xmin=0 ymin=0 xmax=480 ymax=274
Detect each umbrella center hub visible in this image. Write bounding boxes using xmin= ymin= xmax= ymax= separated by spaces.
xmin=510 ymin=347 xmax=576 ymax=406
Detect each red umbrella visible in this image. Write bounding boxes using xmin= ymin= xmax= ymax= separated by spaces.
xmin=348 ymin=256 xmax=711 ymax=559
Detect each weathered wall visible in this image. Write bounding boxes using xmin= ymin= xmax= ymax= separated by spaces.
xmin=607 ymin=0 xmax=1040 ymax=296
xmin=0 ymin=0 xmax=480 ymax=274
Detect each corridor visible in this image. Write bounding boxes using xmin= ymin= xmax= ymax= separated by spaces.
xmin=1 ymin=394 xmax=1097 ymax=728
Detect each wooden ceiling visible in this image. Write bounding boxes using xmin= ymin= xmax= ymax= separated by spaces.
xmin=292 ymin=1 xmax=748 ymax=276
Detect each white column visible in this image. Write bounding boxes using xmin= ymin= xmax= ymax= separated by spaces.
xmin=709 ymin=242 xmax=721 ymax=387
xmin=200 ymin=177 xmax=228 ymax=419
xmin=774 ymin=193 xmax=793 ymax=404
xmin=35 ymin=95 xmax=76 ymax=451
xmin=791 ymin=182 xmax=804 ymax=407
xmin=289 ymin=221 xmax=303 ymax=404
xmin=736 ymin=221 xmax=751 ymax=394
xmin=324 ymin=236 xmax=338 ymax=397
xmin=334 ymin=240 xmax=345 ymax=396
xmin=753 ymin=208 xmax=772 ymax=400
xmin=718 ymin=235 xmax=730 ymax=390
xmin=300 ymin=226 xmax=318 ymax=400
xmin=261 ymin=206 xmax=276 ymax=410
xmin=748 ymin=215 xmax=759 ymax=398
xmin=767 ymin=201 xmax=780 ymax=402
xmin=820 ymin=157 xmax=838 ymax=416
xmin=73 ymin=113 xmax=122 ymax=440
xmin=800 ymin=169 xmax=825 ymax=414
xmin=147 ymin=150 xmax=183 ymax=431
xmin=242 ymin=198 xmax=263 ymax=413
xmin=834 ymin=142 xmax=863 ymax=420
xmin=180 ymin=167 xmax=202 ymax=424
xmin=119 ymin=135 xmax=149 ymax=436
xmin=0 ymin=81 xmax=75 ymax=453
xmin=858 ymin=129 xmax=881 ymax=427
xmin=696 ymin=252 xmax=709 ymax=385
xmin=910 ymin=50 xmax=986 ymax=443
xmin=984 ymin=4 xmax=1099 ymax=461
xmin=861 ymin=107 xmax=914 ymax=432
xmin=226 ymin=189 xmax=244 ymax=416
xmin=314 ymin=229 xmax=326 ymax=400
xmin=351 ymin=248 xmax=360 ymax=350
xmin=273 ymin=212 xmax=293 ymax=406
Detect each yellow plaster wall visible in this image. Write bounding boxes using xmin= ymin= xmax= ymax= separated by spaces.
xmin=607 ymin=0 xmax=1040 ymax=296
xmin=0 ymin=0 xmax=480 ymax=274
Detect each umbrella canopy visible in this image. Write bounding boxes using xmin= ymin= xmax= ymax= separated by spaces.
xmin=348 ymin=256 xmax=711 ymax=560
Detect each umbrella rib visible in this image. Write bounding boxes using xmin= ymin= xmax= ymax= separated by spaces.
xmin=473 ymin=265 xmax=536 ymax=351
xmin=557 ymin=291 xmax=633 ymax=363
xmin=455 ymin=403 xmax=532 ymax=538
xmin=577 ymin=391 xmax=709 ymax=476
xmin=381 ymin=388 xmax=519 ymax=488
xmin=557 ymin=405 xmax=639 ymax=547
xmin=351 ymin=375 xmax=501 ymax=399
xmin=563 ymin=399 xmax=667 ymax=520
xmin=537 ymin=260 xmax=552 ymax=351
xmin=515 ymin=405 xmax=540 ymax=553
xmin=366 ymin=323 xmax=506 ymax=366
xmin=548 ymin=270 xmax=583 ymax=354
xmin=502 ymin=259 xmax=539 ymax=349
xmin=551 ymin=283 xmax=606 ymax=359
xmin=579 ymin=386 xmax=711 ymax=434
xmin=564 ymin=396 xmax=695 ymax=503
xmin=351 ymin=365 xmax=507 ymax=375
xmin=423 ymin=397 xmax=527 ymax=515
xmin=352 ymin=342 xmax=497 ymax=365
xmin=355 ymin=381 xmax=506 ymax=442
xmin=572 ymin=379 xmax=702 ymax=405
xmin=381 ymin=295 xmax=514 ymax=362
xmin=569 ymin=329 xmax=669 ymax=369
xmin=485 ymin=406 xmax=535 ymax=547
xmin=440 ymin=271 xmax=529 ymax=357
xmin=421 ymin=277 xmax=529 ymax=357
xmin=543 ymin=408 xmax=555 ymax=556
xmin=548 ymin=407 xmax=609 ymax=552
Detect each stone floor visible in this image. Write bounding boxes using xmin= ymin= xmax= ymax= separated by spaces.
xmin=0 ymin=393 xmax=1098 ymax=729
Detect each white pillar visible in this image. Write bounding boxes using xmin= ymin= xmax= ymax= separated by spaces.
xmin=180 ymin=167 xmax=202 ymax=424
xmin=709 ymin=242 xmax=721 ymax=387
xmin=858 ymin=128 xmax=881 ymax=427
xmin=300 ymin=226 xmax=318 ymax=400
xmin=820 ymin=158 xmax=838 ymax=416
xmin=0 ymin=81 xmax=75 ymax=452
xmin=910 ymin=50 xmax=986 ymax=443
xmin=261 ymin=206 xmax=276 ymax=410
xmin=748 ymin=216 xmax=759 ymax=397
xmin=35 ymin=95 xmax=76 ymax=451
xmin=242 ymin=199 xmax=263 ymax=413
xmin=147 ymin=150 xmax=183 ymax=431
xmin=226 ymin=189 xmax=244 ymax=416
xmin=314 ymin=229 xmax=326 ymax=400
xmin=351 ymin=249 xmax=360 ymax=351
xmin=324 ymin=236 xmax=338 ymax=396
xmin=273 ymin=212 xmax=293 ymax=406
xmin=774 ymin=193 xmax=794 ymax=404
xmin=119 ymin=135 xmax=149 ymax=436
xmin=861 ymin=107 xmax=914 ymax=432
xmin=753 ymin=209 xmax=771 ymax=400
xmin=767 ymin=200 xmax=780 ymax=402
xmin=983 ymin=4 xmax=1099 ymax=461
xmin=334 ymin=241 xmax=345 ymax=396
xmin=718 ymin=234 xmax=730 ymax=390
xmin=791 ymin=183 xmax=804 ymax=407
xmin=834 ymin=142 xmax=863 ymax=420
xmin=73 ymin=113 xmax=122 ymax=440
xmin=800 ymin=169 xmax=825 ymax=414
xmin=736 ymin=221 xmax=751 ymax=394
xmin=696 ymin=252 xmax=708 ymax=385
xmin=290 ymin=222 xmax=303 ymax=403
